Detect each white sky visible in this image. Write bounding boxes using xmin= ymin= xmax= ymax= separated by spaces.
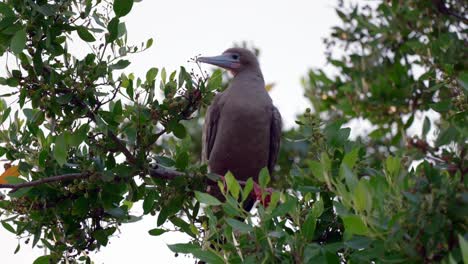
xmin=0 ymin=0 xmax=362 ymax=263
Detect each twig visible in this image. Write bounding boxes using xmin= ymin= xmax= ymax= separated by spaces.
xmin=0 ymin=173 xmax=88 ymax=191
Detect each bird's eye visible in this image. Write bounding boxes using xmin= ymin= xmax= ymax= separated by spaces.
xmin=232 ymin=54 xmax=239 ymax=60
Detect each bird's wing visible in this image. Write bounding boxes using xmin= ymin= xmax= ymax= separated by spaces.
xmin=202 ymin=93 xmax=223 ymax=163
xmin=268 ymin=106 xmax=282 ymax=172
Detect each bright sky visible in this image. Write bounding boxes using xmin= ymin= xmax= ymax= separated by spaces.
xmin=0 ymin=0 xmax=360 ymax=263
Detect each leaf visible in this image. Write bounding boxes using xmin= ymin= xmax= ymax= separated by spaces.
xmin=342 ymin=215 xmax=369 ymax=236
xmin=342 ymin=148 xmax=359 ymax=169
xmin=242 ymin=178 xmax=254 ymax=202
xmin=309 ymin=160 xmax=324 ymax=181
xmin=175 ymin=152 xmax=189 ymax=170
xmin=148 ymin=228 xmax=166 ymax=236
xmin=194 ymin=191 xmax=221 ymax=206
xmin=10 ymin=29 xmax=26 ymax=54
xmin=146 ymin=38 xmax=154 ymax=49
xmin=168 ymin=243 xmax=201 ymax=254
xmin=258 ymin=167 xmax=270 ymax=188
xmin=301 ymin=211 xmax=317 ymax=241
xmin=172 ymin=123 xmax=186 ymax=139
xmin=53 ymin=134 xmax=67 ymax=166
xmin=109 ymin=59 xmax=130 ymax=70
xmin=272 ymin=196 xmax=296 ymax=217
xmin=206 ymin=69 xmax=222 ymax=91
xmin=146 ymin=67 xmax=158 ymax=82
xmin=1 ymin=221 xmax=15 ymax=233
xmin=143 ymin=191 xmax=156 ymax=214
xmin=224 ymin=171 xmax=240 ymax=199
xmin=436 ymin=126 xmax=458 ymax=147
xmin=226 ymin=218 xmax=253 ymax=233
xmin=114 ymin=0 xmax=133 ymax=17
xmin=422 ymin=116 xmax=431 ymax=137
xmin=354 ymin=180 xmax=370 ymax=212
xmin=33 ymin=255 xmax=52 ymax=264
xmin=76 ymin=26 xmax=96 ymax=42
xmin=106 ymin=17 xmax=120 ymax=42
xmin=459 ymin=234 xmax=468 ymax=264
xmin=0 ymin=165 xmax=20 ymax=184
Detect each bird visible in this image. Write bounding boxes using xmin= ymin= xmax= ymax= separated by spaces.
xmin=197 ymin=47 xmax=282 ymax=210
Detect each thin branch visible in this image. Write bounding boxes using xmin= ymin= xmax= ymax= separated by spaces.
xmin=0 ymin=173 xmax=88 ymax=191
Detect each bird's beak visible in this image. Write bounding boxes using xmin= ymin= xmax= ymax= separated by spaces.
xmin=197 ymin=54 xmax=240 ymax=70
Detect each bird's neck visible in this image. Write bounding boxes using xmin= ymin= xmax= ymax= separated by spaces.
xmin=232 ymin=67 xmax=264 ymax=87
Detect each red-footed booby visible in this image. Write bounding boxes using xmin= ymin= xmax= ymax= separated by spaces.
xmin=198 ymin=48 xmax=282 ymax=210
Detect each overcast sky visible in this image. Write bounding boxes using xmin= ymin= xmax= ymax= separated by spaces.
xmin=0 ymin=0 xmax=361 ymax=263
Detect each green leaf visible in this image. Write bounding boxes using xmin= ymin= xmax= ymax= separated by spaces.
xmin=114 ymin=0 xmax=133 ymax=17
xmin=309 ymin=160 xmax=324 ymax=181
xmin=354 ymin=180 xmax=370 ymax=212
xmin=242 ymin=178 xmax=254 ymax=202
xmin=106 ymin=17 xmax=120 ymax=42
xmin=311 ymin=199 xmax=324 ymax=218
xmin=459 ymin=234 xmax=468 ymax=264
xmin=206 ymin=69 xmax=223 ymax=91
xmin=272 ymin=196 xmax=296 ymax=217
xmin=258 ymin=167 xmax=270 ymax=188
xmin=301 ymin=211 xmax=317 ymax=241
xmin=172 ymin=123 xmax=186 ymax=139
xmin=342 ymin=148 xmax=359 ymax=169
xmin=422 ymin=116 xmax=431 ymax=137
xmin=10 ymin=29 xmax=26 ymax=54
xmin=175 ymin=152 xmax=189 ymax=170
xmin=143 ymin=190 xmax=156 ymax=214
xmin=109 ymin=60 xmax=130 ymax=70
xmin=33 ymin=255 xmax=53 ymax=264
xmin=146 ymin=38 xmax=154 ymax=49
xmin=168 ymin=243 xmax=201 ymax=254
xmin=168 ymin=243 xmax=224 ymax=264
xmin=342 ymin=215 xmax=369 ymax=236
xmin=226 ymin=218 xmax=253 ymax=233
xmin=224 ymin=171 xmax=240 ymax=199
xmin=1 ymin=221 xmax=15 ymax=233
xmin=436 ymin=126 xmax=458 ymax=147
xmin=194 ymin=191 xmax=221 ymax=206
xmin=77 ymin=26 xmax=96 ymax=42
xmin=385 ymin=156 xmax=400 ymax=176
xmin=146 ymin=67 xmax=158 ymax=82
xmin=53 ymin=134 xmax=67 ymax=166
xmin=148 ymin=228 xmax=166 ymax=236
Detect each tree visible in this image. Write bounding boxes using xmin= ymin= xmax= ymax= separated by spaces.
xmin=0 ymin=0 xmax=466 ymax=264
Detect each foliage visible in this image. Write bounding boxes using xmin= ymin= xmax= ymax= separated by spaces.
xmin=0 ymin=0 xmax=466 ymax=264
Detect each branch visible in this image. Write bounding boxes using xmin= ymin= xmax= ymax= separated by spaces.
xmin=108 ymin=132 xmax=137 ymax=164
xmin=0 ymin=165 xmax=194 ymax=191
xmin=0 ymin=173 xmax=89 ymax=191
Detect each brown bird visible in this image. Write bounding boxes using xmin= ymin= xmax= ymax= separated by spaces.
xmin=198 ymin=48 xmax=282 ymax=210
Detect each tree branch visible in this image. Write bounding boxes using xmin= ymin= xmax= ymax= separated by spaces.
xmin=0 ymin=173 xmax=89 ymax=191
xmin=0 ymin=164 xmax=195 ymax=191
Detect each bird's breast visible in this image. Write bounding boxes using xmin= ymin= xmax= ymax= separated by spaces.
xmin=208 ymin=99 xmax=272 ymax=181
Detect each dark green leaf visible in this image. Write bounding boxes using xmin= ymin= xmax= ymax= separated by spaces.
xmin=10 ymin=29 xmax=26 ymax=54
xmin=109 ymin=60 xmax=130 ymax=70
xmin=114 ymin=0 xmax=133 ymax=17
xmin=33 ymin=255 xmax=52 ymax=264
xmin=77 ymin=26 xmax=96 ymax=42
xmin=148 ymin=228 xmax=166 ymax=236
xmin=143 ymin=190 xmax=156 ymax=214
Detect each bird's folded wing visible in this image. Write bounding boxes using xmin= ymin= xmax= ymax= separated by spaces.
xmin=268 ymin=106 xmax=282 ymax=172
xmin=202 ymin=93 xmax=223 ymax=162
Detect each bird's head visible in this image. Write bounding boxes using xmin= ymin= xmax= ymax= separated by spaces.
xmin=197 ymin=47 xmax=260 ymax=75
